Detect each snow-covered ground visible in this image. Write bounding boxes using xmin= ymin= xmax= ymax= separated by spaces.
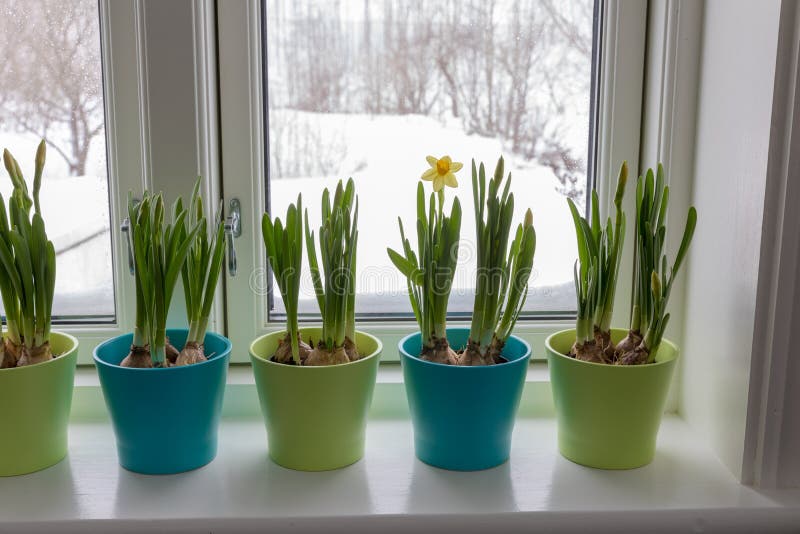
xmin=0 ymin=110 xmax=582 ymax=320
xmin=269 ymin=111 xmax=578 ymax=315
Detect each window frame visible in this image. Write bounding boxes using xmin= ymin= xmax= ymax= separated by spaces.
xmin=0 ymin=0 xmax=143 ymax=359
xmin=262 ymin=0 xmax=600 ymax=326
xmin=50 ymin=0 xmax=146 ymax=363
xmin=44 ymin=0 xmax=224 ymax=364
xmin=218 ymin=0 xmax=647 ymax=363
xmin=31 ymin=0 xmax=799 ymax=490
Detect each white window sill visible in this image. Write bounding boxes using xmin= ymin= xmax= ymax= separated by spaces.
xmin=73 ymin=362 xmax=552 ymax=386
xmin=71 ymin=364 xmax=554 ymax=421
xmin=2 ymin=417 xmax=799 ymax=533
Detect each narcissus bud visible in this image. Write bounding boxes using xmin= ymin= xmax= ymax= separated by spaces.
xmin=35 ymin=140 xmax=46 ymax=171
xmin=651 ymin=271 xmax=662 ymax=301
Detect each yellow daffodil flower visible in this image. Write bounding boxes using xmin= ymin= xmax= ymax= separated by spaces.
xmin=421 ymin=155 xmax=462 ymax=192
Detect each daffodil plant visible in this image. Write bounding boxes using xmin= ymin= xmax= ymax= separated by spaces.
xmin=122 ymin=191 xmax=202 ymax=368
xmin=261 ymin=194 xmax=310 ymax=364
xmin=615 ymin=164 xmax=697 ymax=364
xmin=388 ymin=156 xmax=462 ymax=364
xmin=461 ymin=157 xmax=536 ymax=365
xmin=175 ymin=178 xmax=226 ymax=366
xmin=0 ymin=141 xmax=57 ymax=369
xmin=566 ymin=162 xmax=627 ymax=363
xmin=304 ymin=178 xmax=360 ymax=366
xmin=566 ymin=162 xmax=696 ymax=365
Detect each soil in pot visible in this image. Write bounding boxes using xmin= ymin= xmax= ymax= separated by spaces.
xmin=269 ymin=333 xmax=363 ymax=367
xmin=419 ymin=334 xmax=512 ymax=367
xmin=563 ymin=329 xmax=656 ymax=366
xmin=1 ymin=338 xmax=64 ymax=369
xmin=120 ymin=337 xmax=214 ymax=368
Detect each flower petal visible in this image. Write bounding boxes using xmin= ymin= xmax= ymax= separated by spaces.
xmin=449 ymin=161 xmax=463 ymax=173
xmin=426 ymin=155 xmax=438 ymax=168
xmin=421 ymin=168 xmax=437 ymax=181
xmin=440 ymin=155 xmax=452 ymax=166
xmin=444 ymin=173 xmax=459 ymax=188
xmin=432 ymin=176 xmax=444 ymax=192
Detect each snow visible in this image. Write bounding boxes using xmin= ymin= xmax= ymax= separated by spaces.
xmin=0 ymin=112 xmax=582 ymax=319
xmin=0 ymin=131 xmax=114 ymax=317
xmin=269 ymin=111 xmax=577 ymax=314
xmin=0 ymin=110 xmax=582 ymax=320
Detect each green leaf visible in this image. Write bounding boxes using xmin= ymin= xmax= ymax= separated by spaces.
xmin=672 ymin=206 xmax=697 ymax=275
xmin=387 ymin=248 xmax=422 ymax=285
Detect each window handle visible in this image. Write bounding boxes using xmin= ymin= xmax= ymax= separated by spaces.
xmin=122 ymin=199 xmax=241 ymax=277
xmin=225 ymin=198 xmax=241 ymax=277
xmin=120 ymin=217 xmax=135 ymax=275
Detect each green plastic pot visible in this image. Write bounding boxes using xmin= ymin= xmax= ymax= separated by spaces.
xmin=250 ymin=328 xmax=381 ymax=471
xmin=0 ymin=331 xmax=78 ymax=476
xmin=545 ymin=328 xmax=678 ymax=469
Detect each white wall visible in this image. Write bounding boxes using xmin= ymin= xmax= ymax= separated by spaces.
xmin=680 ymin=0 xmax=781 ymax=479
xmin=746 ymin=0 xmax=800 ymax=488
xmin=778 ymin=271 xmax=800 ymax=486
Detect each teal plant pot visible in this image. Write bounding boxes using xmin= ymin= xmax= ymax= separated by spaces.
xmin=94 ymin=329 xmax=231 ymax=474
xmin=250 ymin=328 xmax=382 ymax=471
xmin=0 ymin=332 xmax=78 ymax=476
xmin=545 ymin=328 xmax=678 ymax=469
xmin=399 ymin=327 xmax=531 ymax=471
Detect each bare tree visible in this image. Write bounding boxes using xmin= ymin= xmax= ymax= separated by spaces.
xmin=383 ymin=1 xmax=439 ymax=115
xmin=0 ymin=0 xmax=104 ymax=176
xmin=265 ymin=0 xmax=595 ymax=200
xmin=275 ymin=1 xmax=350 ymax=113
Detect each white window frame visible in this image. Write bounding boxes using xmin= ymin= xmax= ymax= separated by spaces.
xmin=40 ymin=0 xmax=800 ymax=490
xmin=54 ymin=0 xmax=223 ymax=364
xmin=740 ymin=0 xmax=800 ymax=489
xmin=636 ymin=0 xmax=800 ymax=488
xmin=217 ymin=0 xmax=648 ymax=363
xmin=55 ymin=0 xmax=648 ymax=366
xmin=58 ymin=0 xmax=145 ymax=362
xmin=35 ymin=0 xmax=800 ymax=491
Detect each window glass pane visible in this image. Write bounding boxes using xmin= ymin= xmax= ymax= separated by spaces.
xmin=264 ymin=0 xmax=595 ymax=319
xmin=0 ymin=0 xmax=114 ymax=319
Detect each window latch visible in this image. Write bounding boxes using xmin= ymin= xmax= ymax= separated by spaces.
xmin=120 ymin=217 xmax=135 ymax=275
xmin=120 ymin=196 xmax=141 ymax=276
xmin=224 ymin=198 xmax=241 ymax=277
xmin=122 ymin=198 xmax=240 ymax=277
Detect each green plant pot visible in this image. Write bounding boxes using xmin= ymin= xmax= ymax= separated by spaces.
xmin=0 ymin=331 xmax=78 ymax=476
xmin=545 ymin=328 xmax=678 ymax=469
xmin=250 ymin=328 xmax=382 ymax=471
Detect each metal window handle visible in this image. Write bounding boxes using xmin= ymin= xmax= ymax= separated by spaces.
xmin=120 ymin=217 xmax=135 ymax=275
xmin=225 ymin=198 xmax=241 ymax=277
xmin=121 ymin=198 xmax=240 ymax=277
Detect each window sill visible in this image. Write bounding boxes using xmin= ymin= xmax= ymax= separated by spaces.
xmin=71 ymin=363 xmax=555 ymax=421
xmin=2 ymin=416 xmax=799 ymax=533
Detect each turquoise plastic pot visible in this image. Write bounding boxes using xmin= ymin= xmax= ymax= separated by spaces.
xmin=399 ymin=327 xmax=531 ymax=471
xmin=94 ymin=329 xmax=230 ymax=474
xmin=0 ymin=332 xmax=78 ymax=476
xmin=545 ymin=328 xmax=678 ymax=469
